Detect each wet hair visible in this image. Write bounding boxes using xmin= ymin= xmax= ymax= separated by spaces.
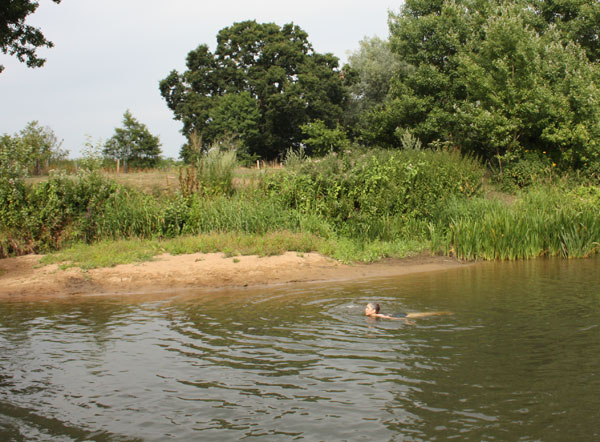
xmin=367 ymin=302 xmax=380 ymax=313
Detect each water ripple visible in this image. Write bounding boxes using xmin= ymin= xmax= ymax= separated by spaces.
xmin=1 ymin=259 xmax=599 ymax=440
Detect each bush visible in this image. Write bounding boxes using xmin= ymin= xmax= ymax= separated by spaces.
xmin=265 ymin=148 xmax=484 ymax=240
xmin=301 ymin=120 xmax=350 ymax=156
xmin=0 ymin=170 xmax=121 ymax=256
xmin=496 ymin=151 xmax=556 ymax=191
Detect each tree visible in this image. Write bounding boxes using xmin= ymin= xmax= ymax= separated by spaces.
xmin=456 ymin=6 xmax=600 ymax=169
xmin=0 ymin=121 xmax=66 ymax=175
xmin=361 ymin=0 xmax=483 ymax=148
xmin=103 ymin=111 xmax=162 ymax=171
xmin=345 ymin=36 xmax=411 ymax=136
xmin=159 ymin=20 xmax=347 ymax=161
xmin=366 ymin=0 xmax=600 ymax=171
xmin=0 ymin=0 xmax=61 ymax=73
xmin=301 ymin=119 xmax=349 ymax=156
xmin=529 ymin=0 xmax=600 ymax=62
xmin=18 ymin=120 xmax=66 ymax=174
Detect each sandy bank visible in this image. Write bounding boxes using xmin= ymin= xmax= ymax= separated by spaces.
xmin=0 ymin=252 xmax=469 ymax=300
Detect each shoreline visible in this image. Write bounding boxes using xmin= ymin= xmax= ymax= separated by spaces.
xmin=0 ymin=252 xmax=471 ymax=301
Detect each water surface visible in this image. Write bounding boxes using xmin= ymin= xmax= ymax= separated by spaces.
xmin=1 ymin=258 xmax=599 ymax=441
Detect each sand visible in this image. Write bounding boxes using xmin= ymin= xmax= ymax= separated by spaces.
xmin=0 ymin=252 xmax=469 ymax=300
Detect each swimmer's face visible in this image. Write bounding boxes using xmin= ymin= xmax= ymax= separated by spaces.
xmin=365 ymin=304 xmax=377 ymax=316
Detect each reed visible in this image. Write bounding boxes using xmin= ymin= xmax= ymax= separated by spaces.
xmin=437 ymin=187 xmax=600 ymax=260
xmin=183 ymin=194 xmax=302 ymax=235
xmin=194 ymin=147 xmax=237 ymax=196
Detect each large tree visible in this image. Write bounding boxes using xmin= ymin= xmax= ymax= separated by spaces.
xmin=159 ymin=20 xmax=347 ymax=161
xmin=0 ymin=0 xmax=61 ymax=73
xmin=344 ymin=36 xmax=410 ymax=137
xmin=365 ymin=0 xmax=600 ymax=172
xmin=103 ymin=111 xmax=162 ymax=171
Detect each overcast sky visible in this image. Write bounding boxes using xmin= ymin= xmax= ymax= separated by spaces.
xmin=1 ymin=0 xmax=399 ymax=159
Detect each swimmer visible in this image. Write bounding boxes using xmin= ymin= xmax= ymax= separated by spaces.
xmin=365 ymin=303 xmax=452 ymax=322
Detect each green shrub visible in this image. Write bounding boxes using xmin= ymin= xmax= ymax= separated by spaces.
xmin=265 ymin=148 xmax=484 ymax=240
xmin=497 ymin=151 xmax=556 ymax=191
xmin=301 ymin=120 xmax=350 ymax=156
xmin=0 ymin=170 xmax=121 ymax=256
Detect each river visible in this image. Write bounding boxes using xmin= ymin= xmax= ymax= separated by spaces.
xmin=1 ymin=258 xmax=599 ymax=441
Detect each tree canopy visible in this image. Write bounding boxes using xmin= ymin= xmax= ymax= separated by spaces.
xmin=103 ymin=111 xmax=162 ymax=170
xmin=160 ymin=20 xmax=347 ymax=161
xmin=0 ymin=0 xmax=61 ymax=73
xmin=363 ymin=0 xmax=600 ymax=173
xmin=0 ymin=121 xmax=66 ymax=175
xmin=344 ymin=36 xmax=411 ymax=137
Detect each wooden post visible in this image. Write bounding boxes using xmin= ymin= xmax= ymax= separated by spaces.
xmin=256 ymin=159 xmax=260 ymax=170
xmin=116 ymin=158 xmax=120 ymax=174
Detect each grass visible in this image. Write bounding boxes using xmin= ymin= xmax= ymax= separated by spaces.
xmin=13 ymin=150 xmax=600 ymax=269
xmin=25 ymin=165 xmax=279 ymax=196
xmin=39 ymin=231 xmax=427 ymax=270
xmin=40 ymin=239 xmax=162 ymax=270
xmin=431 ymin=187 xmax=600 ymax=260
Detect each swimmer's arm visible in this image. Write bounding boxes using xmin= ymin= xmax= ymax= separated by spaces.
xmin=372 ymin=313 xmax=414 ymax=324
xmin=371 ymin=313 xmax=394 ymax=319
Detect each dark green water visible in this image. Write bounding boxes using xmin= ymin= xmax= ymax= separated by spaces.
xmin=1 ymin=258 xmax=599 ymax=441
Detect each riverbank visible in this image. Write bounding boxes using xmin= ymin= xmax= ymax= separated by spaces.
xmin=0 ymin=252 xmax=468 ymax=300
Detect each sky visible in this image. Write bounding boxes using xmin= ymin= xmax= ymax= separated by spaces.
xmin=1 ymin=0 xmax=399 ymax=159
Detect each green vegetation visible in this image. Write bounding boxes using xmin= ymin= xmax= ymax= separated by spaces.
xmin=0 ymin=0 xmax=62 ymax=73
xmin=39 ymin=232 xmax=334 ymax=270
xmin=431 ymin=186 xmax=600 ymax=260
xmin=103 ymin=110 xmax=162 ymax=171
xmin=3 ymin=1 xmax=600 ymax=269
xmin=159 ymin=20 xmax=348 ymax=161
xmin=361 ymin=0 xmax=600 ymax=178
xmin=3 ymin=145 xmax=598 ymax=268
xmin=0 ymin=121 xmax=67 ymax=177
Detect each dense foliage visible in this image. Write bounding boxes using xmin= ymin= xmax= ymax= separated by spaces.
xmin=344 ymin=36 xmax=410 ymax=137
xmin=432 ymin=186 xmax=600 ymax=260
xmin=1 ymin=149 xmax=599 ymax=262
xmin=265 ymin=148 xmax=484 ymax=240
xmin=0 ymin=0 xmax=61 ymax=73
xmin=159 ymin=20 xmax=347 ymax=161
xmin=362 ymin=0 xmax=600 ymax=177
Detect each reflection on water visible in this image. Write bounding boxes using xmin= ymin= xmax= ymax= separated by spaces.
xmin=0 ymin=258 xmax=599 ymax=441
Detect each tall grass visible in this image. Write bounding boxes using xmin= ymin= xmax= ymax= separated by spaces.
xmin=179 ymin=147 xmax=237 ymax=197
xmin=3 ymin=147 xmax=600 ymax=266
xmin=435 ymin=187 xmax=600 ymax=260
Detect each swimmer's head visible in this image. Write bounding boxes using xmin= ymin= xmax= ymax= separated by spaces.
xmin=365 ymin=302 xmax=380 ymax=316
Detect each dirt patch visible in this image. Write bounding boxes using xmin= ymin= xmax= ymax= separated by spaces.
xmin=0 ymin=252 xmax=470 ymax=301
